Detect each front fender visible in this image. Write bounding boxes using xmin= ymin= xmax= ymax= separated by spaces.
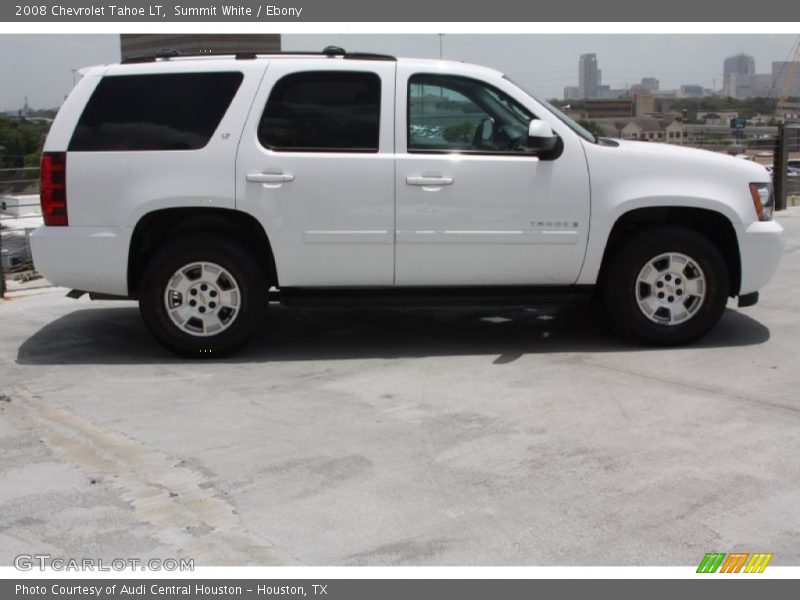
xmin=577 ymin=196 xmax=742 ymax=286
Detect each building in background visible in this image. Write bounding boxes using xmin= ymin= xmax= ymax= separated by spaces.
xmin=584 ymin=99 xmax=633 ymax=119
xmin=578 ymin=53 xmax=601 ymax=99
xmin=726 ymin=73 xmax=774 ymax=99
xmin=772 ymin=61 xmax=800 ymax=99
xmin=621 ymin=118 xmax=666 ymax=141
xmin=563 ymin=86 xmax=581 ymax=101
xmin=640 ymin=77 xmax=659 ymax=92
xmin=120 ymin=34 xmax=281 ymax=59
xmin=595 ymin=85 xmax=630 ymax=100
xmin=720 ymin=53 xmax=800 ymax=99
xmin=679 ymin=84 xmax=708 ymax=98
xmin=696 ymin=111 xmax=739 ymax=126
xmin=775 ymin=100 xmax=800 ymax=121
xmin=724 ymin=53 xmax=756 ymax=76
xmin=723 ymin=53 xmax=755 ymax=97
xmin=634 ymin=94 xmax=657 ymax=117
xmin=629 ymin=77 xmax=660 ymax=97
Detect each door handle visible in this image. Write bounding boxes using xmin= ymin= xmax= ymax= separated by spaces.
xmin=247 ymin=172 xmax=295 ymax=184
xmin=406 ymin=176 xmax=454 ymax=186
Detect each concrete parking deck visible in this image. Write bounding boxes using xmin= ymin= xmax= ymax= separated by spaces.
xmin=1 ymin=209 xmax=799 ymax=566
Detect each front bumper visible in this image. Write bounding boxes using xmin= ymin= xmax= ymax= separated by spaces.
xmin=738 ymin=219 xmax=785 ymax=296
xmin=29 ymin=225 xmax=133 ymax=297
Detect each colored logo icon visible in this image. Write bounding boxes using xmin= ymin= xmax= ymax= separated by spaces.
xmin=697 ymin=552 xmax=773 ymax=573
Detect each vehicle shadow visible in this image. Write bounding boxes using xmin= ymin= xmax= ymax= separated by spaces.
xmin=16 ymin=301 xmax=771 ymax=366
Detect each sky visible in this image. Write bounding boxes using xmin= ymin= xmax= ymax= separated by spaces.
xmin=0 ymin=34 xmax=797 ymax=111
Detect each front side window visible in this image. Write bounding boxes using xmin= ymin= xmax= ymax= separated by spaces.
xmin=69 ymin=72 xmax=243 ymax=151
xmin=258 ymin=71 xmax=381 ymax=152
xmin=408 ymin=74 xmax=535 ymax=154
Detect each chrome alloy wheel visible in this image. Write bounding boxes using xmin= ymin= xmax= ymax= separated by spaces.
xmin=635 ymin=252 xmax=706 ymax=326
xmin=163 ymin=262 xmax=241 ymax=337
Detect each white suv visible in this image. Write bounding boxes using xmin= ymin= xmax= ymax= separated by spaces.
xmin=31 ymin=48 xmax=785 ymax=356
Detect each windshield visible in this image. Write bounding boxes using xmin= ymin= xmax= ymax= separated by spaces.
xmin=503 ymin=75 xmax=597 ymax=144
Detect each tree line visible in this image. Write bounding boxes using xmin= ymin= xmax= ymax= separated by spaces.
xmin=0 ymin=116 xmax=52 ymax=169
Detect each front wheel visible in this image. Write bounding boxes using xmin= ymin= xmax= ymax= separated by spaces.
xmin=603 ymin=226 xmax=730 ymax=345
xmin=139 ymin=234 xmax=267 ymax=357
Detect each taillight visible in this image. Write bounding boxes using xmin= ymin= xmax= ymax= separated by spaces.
xmin=40 ymin=151 xmax=67 ymax=226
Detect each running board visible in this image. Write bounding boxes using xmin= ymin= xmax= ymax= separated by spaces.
xmin=66 ymin=290 xmax=132 ymax=301
xmin=276 ymin=286 xmax=594 ymax=308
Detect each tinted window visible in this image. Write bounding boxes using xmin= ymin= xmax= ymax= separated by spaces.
xmin=259 ymin=71 xmax=380 ymax=152
xmin=69 ymin=72 xmax=243 ymax=151
xmin=408 ymin=74 xmax=534 ymax=154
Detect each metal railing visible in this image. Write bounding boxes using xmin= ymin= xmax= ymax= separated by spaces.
xmin=0 ymin=167 xmax=42 ymax=296
xmin=773 ymin=124 xmax=800 ymax=209
xmin=0 ymin=166 xmax=40 ymax=195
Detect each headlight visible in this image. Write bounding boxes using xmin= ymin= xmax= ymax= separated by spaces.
xmin=749 ymin=182 xmax=774 ymax=221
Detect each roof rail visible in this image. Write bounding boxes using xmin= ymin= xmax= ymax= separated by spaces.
xmin=342 ymin=52 xmax=397 ymax=62
xmin=120 ymin=48 xmax=397 ymax=65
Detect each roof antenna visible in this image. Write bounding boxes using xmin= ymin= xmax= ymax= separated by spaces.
xmin=323 ymin=46 xmax=345 ymax=57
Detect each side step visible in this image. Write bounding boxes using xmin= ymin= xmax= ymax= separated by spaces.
xmin=66 ymin=290 xmax=133 ymax=301
xmin=276 ymin=286 xmax=594 ymax=308
xmin=67 ymin=286 xmax=595 ymax=308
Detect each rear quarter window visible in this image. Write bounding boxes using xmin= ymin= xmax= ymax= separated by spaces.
xmin=69 ymin=72 xmax=243 ymax=152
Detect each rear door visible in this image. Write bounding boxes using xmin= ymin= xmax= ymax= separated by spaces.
xmin=236 ymin=59 xmax=396 ymax=287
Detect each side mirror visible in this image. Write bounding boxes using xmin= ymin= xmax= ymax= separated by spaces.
xmin=528 ymin=120 xmax=558 ymax=152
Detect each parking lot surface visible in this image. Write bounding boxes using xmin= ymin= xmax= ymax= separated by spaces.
xmin=1 ymin=209 xmax=799 ymax=566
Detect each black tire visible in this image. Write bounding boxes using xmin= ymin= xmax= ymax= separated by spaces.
xmin=138 ymin=233 xmax=267 ymax=357
xmin=603 ymin=225 xmax=730 ymax=346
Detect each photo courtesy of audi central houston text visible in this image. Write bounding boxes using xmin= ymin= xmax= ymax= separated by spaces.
xmin=1 ymin=33 xmax=799 ymax=570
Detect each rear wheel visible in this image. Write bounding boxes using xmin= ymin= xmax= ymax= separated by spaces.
xmin=139 ymin=234 xmax=267 ymax=357
xmin=603 ymin=226 xmax=730 ymax=345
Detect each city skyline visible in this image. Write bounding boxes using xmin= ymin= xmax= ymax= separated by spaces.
xmin=566 ymin=49 xmax=800 ymax=101
xmin=0 ymin=34 xmax=797 ymax=111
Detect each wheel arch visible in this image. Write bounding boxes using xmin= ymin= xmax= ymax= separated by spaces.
xmin=596 ymin=206 xmax=741 ymax=296
xmin=128 ymin=207 xmax=277 ymax=297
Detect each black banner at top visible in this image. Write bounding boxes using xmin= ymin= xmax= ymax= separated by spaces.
xmin=2 ymin=0 xmax=799 ymax=22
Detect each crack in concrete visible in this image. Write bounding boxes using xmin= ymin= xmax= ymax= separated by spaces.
xmin=3 ymin=387 xmax=291 ymax=565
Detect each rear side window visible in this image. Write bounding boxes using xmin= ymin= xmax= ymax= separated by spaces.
xmin=69 ymin=72 xmax=243 ymax=152
xmin=258 ymin=71 xmax=381 ymax=152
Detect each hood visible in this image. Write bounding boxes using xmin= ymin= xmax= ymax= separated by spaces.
xmin=603 ymin=139 xmax=771 ymax=183
xmin=580 ymin=137 xmax=772 ymax=227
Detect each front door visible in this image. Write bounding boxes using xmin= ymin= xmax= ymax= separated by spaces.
xmin=394 ymin=67 xmax=591 ymax=286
